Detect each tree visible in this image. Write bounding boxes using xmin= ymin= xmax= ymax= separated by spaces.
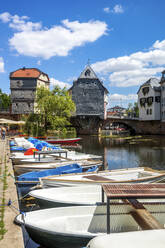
xmin=126 ymin=102 xmax=139 ymax=118
xmin=0 ymin=89 xmax=11 ymax=110
xmin=25 ymin=86 xmax=75 ymax=136
xmin=133 ymin=102 xmax=139 ymax=117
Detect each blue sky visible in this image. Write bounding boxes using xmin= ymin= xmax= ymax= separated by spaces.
xmin=0 ymin=0 xmax=165 ymax=107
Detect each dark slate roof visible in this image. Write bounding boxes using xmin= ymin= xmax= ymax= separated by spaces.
xmin=137 ymin=78 xmax=161 ymax=94
xmin=69 ymin=65 xmax=109 ymax=94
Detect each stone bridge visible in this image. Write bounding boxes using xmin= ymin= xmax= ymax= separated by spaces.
xmin=71 ymin=115 xmax=165 ymax=135
xmin=103 ymin=117 xmax=165 ymax=135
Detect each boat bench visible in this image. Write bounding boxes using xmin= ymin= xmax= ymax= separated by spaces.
xmin=33 ymin=150 xmax=68 ymax=161
xmin=123 ymin=198 xmax=164 ymax=230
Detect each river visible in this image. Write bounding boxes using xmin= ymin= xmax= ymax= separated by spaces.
xmin=16 ymin=135 xmax=165 ymax=247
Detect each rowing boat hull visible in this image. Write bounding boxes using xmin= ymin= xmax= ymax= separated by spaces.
xmin=15 ymin=204 xmax=165 ymax=248
xmin=40 ymin=167 xmax=165 ymax=188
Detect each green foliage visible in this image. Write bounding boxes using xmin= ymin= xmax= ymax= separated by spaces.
xmin=25 ymin=86 xmax=75 ymax=135
xmin=126 ymin=102 xmax=139 ymax=117
xmin=0 ymin=89 xmax=11 ymax=110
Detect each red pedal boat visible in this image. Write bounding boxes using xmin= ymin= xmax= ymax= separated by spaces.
xmin=46 ymin=137 xmax=82 ymax=144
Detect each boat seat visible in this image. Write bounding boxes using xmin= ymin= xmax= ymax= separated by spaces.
xmin=124 ymin=199 xmax=164 ymax=230
xmin=83 ymin=175 xmax=114 ymax=181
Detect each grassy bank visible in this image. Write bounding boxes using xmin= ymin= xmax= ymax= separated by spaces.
xmin=0 ymin=155 xmax=8 ymax=240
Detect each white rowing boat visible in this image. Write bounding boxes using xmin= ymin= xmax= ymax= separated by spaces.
xmin=11 ymin=150 xmax=101 ymax=165
xmin=39 ymin=167 xmax=165 ymax=188
xmin=14 ymin=160 xmax=102 ymax=175
xmin=29 ymin=185 xmax=102 ymax=208
xmin=15 ymin=202 xmax=165 ymax=248
xmin=86 ymin=230 xmax=165 ymax=248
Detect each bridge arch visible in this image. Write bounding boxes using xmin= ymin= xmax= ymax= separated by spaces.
xmin=102 ymin=118 xmax=138 ymax=135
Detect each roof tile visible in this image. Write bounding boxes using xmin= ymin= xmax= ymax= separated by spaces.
xmin=11 ymin=68 xmax=42 ymax=78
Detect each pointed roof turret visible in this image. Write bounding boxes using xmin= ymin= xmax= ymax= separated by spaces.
xmin=78 ymin=65 xmax=98 ymax=79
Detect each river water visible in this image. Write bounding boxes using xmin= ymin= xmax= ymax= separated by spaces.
xmin=17 ymin=135 xmax=165 ymax=248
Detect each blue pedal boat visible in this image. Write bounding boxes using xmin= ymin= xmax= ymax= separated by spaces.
xmin=16 ymin=163 xmax=98 ymax=189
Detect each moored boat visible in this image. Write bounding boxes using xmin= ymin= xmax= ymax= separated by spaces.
xmin=15 ymin=200 xmax=165 ymax=248
xmin=14 ymin=159 xmax=102 ymax=175
xmin=16 ymin=164 xmax=98 ymax=188
xmin=86 ymin=230 xmax=165 ymax=248
xmin=46 ymin=137 xmax=81 ymax=144
xmin=39 ymin=167 xmax=165 ymax=188
xmin=29 ymin=185 xmax=102 ymax=208
xmin=12 ymin=150 xmax=101 ymax=165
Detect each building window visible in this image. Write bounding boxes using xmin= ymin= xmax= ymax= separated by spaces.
xmin=142 ymin=87 xmax=149 ymax=95
xmin=85 ymin=69 xmax=91 ymax=77
xmin=147 ymin=109 xmax=149 ymax=115
xmin=155 ymin=96 xmax=160 ymax=102
xmin=147 ymin=97 xmax=153 ymax=106
xmin=150 ymin=109 xmax=152 ymax=115
xmin=140 ymin=98 xmax=146 ymax=107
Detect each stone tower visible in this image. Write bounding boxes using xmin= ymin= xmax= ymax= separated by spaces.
xmin=69 ymin=65 xmax=109 ymax=134
xmin=69 ymin=65 xmax=108 ymax=119
xmin=10 ymin=67 xmax=50 ymax=114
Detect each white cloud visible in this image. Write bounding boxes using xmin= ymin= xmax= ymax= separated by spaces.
xmin=0 ymin=12 xmax=107 ymax=59
xmin=153 ymin=40 xmax=165 ymax=50
xmin=0 ymin=12 xmax=11 ymax=23
xmin=103 ymin=7 xmax=110 ymax=13
xmin=103 ymin=5 xmax=124 ymax=14
xmin=50 ymin=78 xmax=71 ymax=89
xmin=92 ymin=39 xmax=165 ymax=87
xmin=108 ymin=93 xmax=138 ymax=108
xmin=37 ymin=60 xmax=41 ymax=65
xmin=0 ymin=57 xmax=5 ymax=72
xmin=109 ymin=67 xmax=163 ymax=87
xmin=110 ymin=93 xmax=138 ymax=101
xmin=113 ymin=4 xmax=124 ymax=14
xmin=67 ymin=76 xmax=77 ymax=83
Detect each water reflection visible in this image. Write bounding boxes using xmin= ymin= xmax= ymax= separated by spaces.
xmin=17 ymin=135 xmax=165 ymax=248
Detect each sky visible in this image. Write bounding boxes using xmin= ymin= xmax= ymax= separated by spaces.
xmin=0 ymin=0 xmax=165 ymax=108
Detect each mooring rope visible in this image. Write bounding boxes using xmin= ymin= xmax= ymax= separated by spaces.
xmin=0 ymin=198 xmax=26 ymax=215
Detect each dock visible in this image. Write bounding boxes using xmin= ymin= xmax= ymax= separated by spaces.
xmin=102 ymin=184 xmax=165 ymax=234
xmin=0 ymin=139 xmax=24 ymax=247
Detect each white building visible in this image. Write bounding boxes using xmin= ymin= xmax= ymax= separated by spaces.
xmin=137 ymin=78 xmax=161 ymax=121
xmin=160 ymin=70 xmax=165 ymax=121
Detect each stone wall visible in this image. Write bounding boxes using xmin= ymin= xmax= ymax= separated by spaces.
xmin=10 ymin=78 xmax=36 ymax=114
xmin=71 ymin=78 xmax=105 ymax=119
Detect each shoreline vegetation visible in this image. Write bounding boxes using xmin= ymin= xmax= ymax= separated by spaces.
xmin=99 ymin=134 xmax=154 ymax=143
xmin=0 ymin=152 xmax=8 ymax=240
xmin=23 ymin=86 xmax=75 ymax=137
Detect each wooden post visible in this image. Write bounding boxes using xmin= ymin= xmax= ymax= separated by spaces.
xmin=102 ymin=187 xmax=104 ymax=203
xmin=107 ymin=197 xmax=110 ymax=234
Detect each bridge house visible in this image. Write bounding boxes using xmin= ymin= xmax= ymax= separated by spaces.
xmin=69 ymin=65 xmax=109 ymax=119
xmin=138 ymin=78 xmax=161 ymax=121
xmin=160 ymin=70 xmax=165 ymax=121
xmin=10 ymin=67 xmax=50 ymax=114
xmin=69 ymin=65 xmax=109 ymax=134
xmin=137 ymin=70 xmax=165 ymax=122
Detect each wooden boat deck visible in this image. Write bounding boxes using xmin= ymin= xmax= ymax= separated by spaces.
xmin=102 ymin=184 xmax=165 ymax=233
xmin=83 ymin=175 xmax=115 ymax=181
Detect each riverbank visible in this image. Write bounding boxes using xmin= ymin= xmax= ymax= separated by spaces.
xmin=0 ymin=138 xmax=24 ymax=247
